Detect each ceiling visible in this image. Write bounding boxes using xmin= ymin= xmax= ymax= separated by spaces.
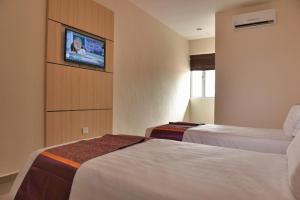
xmin=130 ymin=0 xmax=271 ymax=40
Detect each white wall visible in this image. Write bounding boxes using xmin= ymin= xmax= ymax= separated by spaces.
xmin=189 ymin=37 xmax=215 ymax=56
xmin=0 ymin=0 xmax=46 ymax=176
xmin=215 ymin=0 xmax=300 ymax=128
xmin=95 ymin=0 xmax=190 ymax=135
xmin=190 ymin=98 xmax=215 ymax=124
xmin=189 ymin=37 xmax=215 ymax=124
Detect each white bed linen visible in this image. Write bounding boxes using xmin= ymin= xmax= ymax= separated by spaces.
xmin=287 ymin=133 xmax=300 ymax=199
xmin=183 ymin=124 xmax=293 ymax=154
xmin=9 ymin=139 xmax=295 ymax=200
xmin=283 ymin=105 xmax=300 ymax=136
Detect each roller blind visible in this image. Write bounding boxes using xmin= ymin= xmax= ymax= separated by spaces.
xmin=190 ymin=53 xmax=215 ymax=71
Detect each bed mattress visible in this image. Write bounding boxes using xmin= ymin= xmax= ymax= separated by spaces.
xmin=9 ymin=139 xmax=295 ymax=200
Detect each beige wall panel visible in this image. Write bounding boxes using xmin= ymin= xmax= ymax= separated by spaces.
xmin=103 ymin=8 xmax=114 ymax=40
xmin=96 ymin=3 xmax=106 ymax=37
xmin=47 ymin=0 xmax=114 ymax=40
xmin=47 ymin=20 xmax=64 ymax=64
xmin=46 ymin=0 xmax=114 ymax=148
xmin=46 ymin=110 xmax=72 ymax=146
xmin=46 ymin=110 xmax=113 ymax=146
xmin=46 ymin=63 xmax=113 ymax=111
xmin=46 ymin=63 xmax=72 ymax=111
xmin=106 ymin=40 xmax=114 ymax=72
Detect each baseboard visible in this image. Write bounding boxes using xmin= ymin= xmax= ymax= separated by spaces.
xmin=0 ymin=172 xmax=18 ymax=184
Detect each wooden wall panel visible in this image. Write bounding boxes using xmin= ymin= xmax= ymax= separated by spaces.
xmin=46 ymin=63 xmax=72 ymax=110
xmin=47 ymin=63 xmax=113 ymax=111
xmin=103 ymin=8 xmax=114 ymax=40
xmin=106 ymin=40 xmax=114 ymax=73
xmin=46 ymin=110 xmax=113 ymax=146
xmin=47 ymin=0 xmax=114 ymax=41
xmin=46 ymin=0 xmax=114 ymax=146
xmin=47 ymin=20 xmax=64 ymax=64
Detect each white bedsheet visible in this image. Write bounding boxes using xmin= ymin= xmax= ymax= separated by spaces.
xmin=9 ymin=139 xmax=295 ymax=200
xmin=184 ymin=124 xmax=293 ymax=154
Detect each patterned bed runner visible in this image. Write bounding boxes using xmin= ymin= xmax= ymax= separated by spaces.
xmin=14 ymin=134 xmax=148 ymax=200
xmin=150 ymin=122 xmax=202 ymax=141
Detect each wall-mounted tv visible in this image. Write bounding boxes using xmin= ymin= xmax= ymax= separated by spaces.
xmin=64 ymin=29 xmax=105 ymax=69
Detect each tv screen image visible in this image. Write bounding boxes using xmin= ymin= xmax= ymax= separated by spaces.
xmin=65 ymin=29 xmax=105 ymax=69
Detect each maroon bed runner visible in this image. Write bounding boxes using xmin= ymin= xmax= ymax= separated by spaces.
xmin=150 ymin=122 xmax=202 ymax=141
xmin=14 ymin=134 xmax=148 ymax=200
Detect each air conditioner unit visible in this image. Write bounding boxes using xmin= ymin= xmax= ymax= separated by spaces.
xmin=233 ymin=9 xmax=276 ymax=29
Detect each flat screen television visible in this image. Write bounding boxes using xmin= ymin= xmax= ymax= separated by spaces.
xmin=64 ymin=29 xmax=105 ymax=69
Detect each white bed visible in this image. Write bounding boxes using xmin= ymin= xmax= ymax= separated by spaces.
xmin=8 ymin=135 xmax=300 ymax=200
xmin=183 ymin=124 xmax=292 ymax=154
xmin=146 ymin=105 xmax=300 ymax=154
xmin=146 ymin=124 xmax=292 ymax=154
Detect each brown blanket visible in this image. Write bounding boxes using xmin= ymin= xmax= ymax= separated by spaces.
xmin=14 ymin=134 xmax=148 ymax=200
xmin=150 ymin=122 xmax=202 ymax=141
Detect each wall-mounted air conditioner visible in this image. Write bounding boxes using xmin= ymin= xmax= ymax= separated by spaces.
xmin=233 ymin=9 xmax=276 ymax=29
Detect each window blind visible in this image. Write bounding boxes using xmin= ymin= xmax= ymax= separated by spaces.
xmin=190 ymin=53 xmax=215 ymax=71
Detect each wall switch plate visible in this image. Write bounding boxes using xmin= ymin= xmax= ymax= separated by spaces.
xmin=82 ymin=127 xmax=89 ymax=135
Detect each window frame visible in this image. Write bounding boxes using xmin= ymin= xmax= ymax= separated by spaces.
xmin=191 ymin=70 xmax=215 ymax=98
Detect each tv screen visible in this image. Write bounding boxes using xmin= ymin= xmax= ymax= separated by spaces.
xmin=64 ymin=29 xmax=105 ymax=69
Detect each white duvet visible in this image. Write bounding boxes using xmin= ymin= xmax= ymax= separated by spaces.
xmin=9 ymin=139 xmax=295 ymax=200
xmin=146 ymin=124 xmax=293 ymax=154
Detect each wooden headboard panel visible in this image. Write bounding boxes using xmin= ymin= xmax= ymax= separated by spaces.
xmin=46 ymin=0 xmax=114 ymax=146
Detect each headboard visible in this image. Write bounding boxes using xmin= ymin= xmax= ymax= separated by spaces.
xmin=45 ymin=0 xmax=114 ymax=146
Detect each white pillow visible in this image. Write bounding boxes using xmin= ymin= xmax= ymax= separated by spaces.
xmin=283 ymin=105 xmax=300 ymax=136
xmin=287 ymin=133 xmax=300 ymax=199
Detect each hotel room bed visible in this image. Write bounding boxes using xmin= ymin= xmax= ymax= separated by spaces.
xmin=146 ymin=124 xmax=292 ymax=154
xmin=146 ymin=105 xmax=300 ymax=154
xmin=8 ymin=134 xmax=300 ymax=200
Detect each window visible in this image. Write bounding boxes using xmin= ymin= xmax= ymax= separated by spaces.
xmin=190 ymin=53 xmax=215 ymax=98
xmin=191 ymin=70 xmax=215 ymax=98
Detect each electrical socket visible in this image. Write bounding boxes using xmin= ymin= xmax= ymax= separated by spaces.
xmin=82 ymin=127 xmax=89 ymax=135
